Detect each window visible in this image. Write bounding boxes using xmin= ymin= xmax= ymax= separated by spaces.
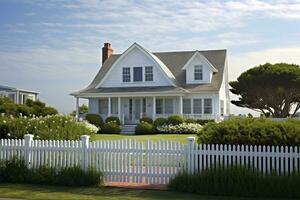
xmin=133 ymin=67 xmax=143 ymax=82
xmin=164 ymin=98 xmax=173 ymax=114
xmin=194 ymin=65 xmax=203 ymax=80
xmin=193 ymin=99 xmax=202 ymax=114
xmin=183 ymin=99 xmax=191 ymax=114
xmin=204 ymin=98 xmax=212 ymax=114
xmin=122 ymin=67 xmax=130 ymax=82
xmin=99 ymin=99 xmax=108 ymax=114
xmin=145 ymin=66 xmax=153 ymax=81
xmin=156 ymin=99 xmax=163 ymax=114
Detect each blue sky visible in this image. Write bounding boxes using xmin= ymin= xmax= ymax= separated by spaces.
xmin=0 ymin=0 xmax=300 ymax=115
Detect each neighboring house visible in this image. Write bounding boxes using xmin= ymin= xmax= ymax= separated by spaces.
xmin=0 ymin=85 xmax=39 ymax=104
xmin=71 ymin=42 xmax=230 ymax=125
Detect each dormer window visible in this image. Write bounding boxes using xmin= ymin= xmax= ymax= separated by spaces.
xmin=145 ymin=66 xmax=153 ymax=81
xmin=122 ymin=67 xmax=131 ymax=82
xmin=194 ymin=65 xmax=203 ymax=80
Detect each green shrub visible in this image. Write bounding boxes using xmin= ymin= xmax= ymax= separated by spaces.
xmin=105 ymin=116 xmax=120 ymax=125
xmin=154 ymin=117 xmax=167 ymax=127
xmin=140 ymin=117 xmax=153 ymax=124
xmin=167 ymin=115 xmax=184 ymax=125
xmin=0 ymin=157 xmax=28 ymax=183
xmin=197 ymin=118 xmax=300 ymax=146
xmin=0 ymin=157 xmax=102 ymax=187
xmin=185 ymin=118 xmax=197 ymax=123
xmin=102 ymin=121 xmax=121 ymax=134
xmin=169 ymin=165 xmax=300 ymax=198
xmin=0 ymin=115 xmax=98 ymax=140
xmin=55 ymin=166 xmax=102 ymax=186
xmin=85 ymin=113 xmax=103 ymax=128
xmin=135 ymin=122 xmax=155 ymax=135
xmin=196 ymin=119 xmax=214 ymax=125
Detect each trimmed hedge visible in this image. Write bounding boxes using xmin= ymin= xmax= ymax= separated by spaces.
xmin=169 ymin=165 xmax=300 ymax=198
xmin=105 ymin=116 xmax=120 ymax=125
xmin=102 ymin=121 xmax=121 ymax=134
xmin=140 ymin=117 xmax=153 ymax=124
xmin=196 ymin=119 xmax=214 ymax=125
xmin=167 ymin=115 xmax=184 ymax=125
xmin=85 ymin=114 xmax=103 ymax=128
xmin=135 ymin=122 xmax=155 ymax=135
xmin=154 ymin=118 xmax=167 ymax=128
xmin=197 ymin=118 xmax=300 ymax=146
xmin=0 ymin=157 xmax=102 ymax=186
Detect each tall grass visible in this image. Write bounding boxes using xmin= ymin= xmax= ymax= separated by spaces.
xmin=0 ymin=157 xmax=103 ymax=186
xmin=169 ymin=165 xmax=300 ymax=198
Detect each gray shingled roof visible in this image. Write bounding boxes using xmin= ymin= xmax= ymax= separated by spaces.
xmin=71 ymin=49 xmax=226 ymax=96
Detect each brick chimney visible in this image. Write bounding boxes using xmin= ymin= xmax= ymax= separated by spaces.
xmin=102 ymin=42 xmax=113 ymax=64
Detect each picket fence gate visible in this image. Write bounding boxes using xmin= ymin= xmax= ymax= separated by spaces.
xmin=1 ymin=134 xmax=300 ymax=184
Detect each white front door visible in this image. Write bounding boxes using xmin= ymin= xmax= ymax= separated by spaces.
xmin=125 ymin=98 xmax=145 ymax=124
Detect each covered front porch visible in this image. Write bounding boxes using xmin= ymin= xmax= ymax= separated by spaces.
xmin=75 ymin=94 xmax=219 ymax=124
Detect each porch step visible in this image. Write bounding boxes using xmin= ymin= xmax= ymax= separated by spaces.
xmin=121 ymin=125 xmax=136 ymax=135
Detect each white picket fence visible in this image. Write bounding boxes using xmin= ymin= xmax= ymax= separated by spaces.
xmin=0 ymin=134 xmax=300 ymax=185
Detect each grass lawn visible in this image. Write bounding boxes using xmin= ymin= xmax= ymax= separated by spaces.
xmin=90 ymin=134 xmax=196 ymax=143
xmin=0 ymin=184 xmax=282 ymax=200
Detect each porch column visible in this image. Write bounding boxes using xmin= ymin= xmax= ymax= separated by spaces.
xmin=118 ymin=97 xmax=122 ymax=124
xmin=75 ymin=97 xmax=79 ymax=120
xmin=16 ymin=91 xmax=19 ymax=104
xmin=179 ymin=96 xmax=183 ymax=116
xmin=152 ymin=96 xmax=156 ymax=120
xmin=108 ymin=97 xmax=111 ymax=116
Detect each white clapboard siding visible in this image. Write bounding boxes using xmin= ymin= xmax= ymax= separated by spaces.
xmin=0 ymin=135 xmax=300 ymax=185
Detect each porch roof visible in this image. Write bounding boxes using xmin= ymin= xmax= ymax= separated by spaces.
xmin=73 ymin=86 xmax=189 ymax=97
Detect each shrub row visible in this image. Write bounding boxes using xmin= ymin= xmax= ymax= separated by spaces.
xmin=169 ymin=165 xmax=300 ymax=198
xmin=0 ymin=115 xmax=98 ymax=140
xmin=197 ymin=117 xmax=300 ymax=146
xmin=0 ymin=157 xmax=102 ymax=186
xmin=85 ymin=114 xmax=121 ymax=134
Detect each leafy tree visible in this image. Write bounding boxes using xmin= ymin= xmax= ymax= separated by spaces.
xmin=230 ymin=63 xmax=300 ymax=118
xmin=0 ymin=97 xmax=58 ymax=117
xmin=70 ymin=104 xmax=88 ymax=116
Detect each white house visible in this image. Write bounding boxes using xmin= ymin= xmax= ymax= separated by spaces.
xmin=71 ymin=43 xmax=230 ymax=125
xmin=0 ymin=85 xmax=39 ymax=104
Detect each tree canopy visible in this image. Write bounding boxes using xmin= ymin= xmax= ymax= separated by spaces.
xmin=230 ymin=63 xmax=300 ymax=118
xmin=0 ymin=97 xmax=58 ymax=117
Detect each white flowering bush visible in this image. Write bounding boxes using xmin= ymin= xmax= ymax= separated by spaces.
xmin=0 ymin=114 xmax=98 ymax=140
xmin=157 ymin=123 xmax=202 ymax=134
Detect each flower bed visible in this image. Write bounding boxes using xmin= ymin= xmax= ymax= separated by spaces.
xmin=0 ymin=114 xmax=98 ymax=140
xmin=157 ymin=123 xmax=202 ymax=134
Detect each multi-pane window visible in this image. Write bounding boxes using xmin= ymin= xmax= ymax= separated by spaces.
xmin=99 ymin=99 xmax=108 ymax=114
xmin=204 ymin=98 xmax=212 ymax=114
xmin=194 ymin=65 xmax=203 ymax=80
xmin=145 ymin=66 xmax=153 ymax=81
xmin=156 ymin=99 xmax=163 ymax=114
xmin=122 ymin=67 xmax=130 ymax=82
xmin=133 ymin=67 xmax=143 ymax=82
xmin=164 ymin=98 xmax=173 ymax=114
xmin=183 ymin=99 xmax=191 ymax=114
xmin=193 ymin=99 xmax=202 ymax=114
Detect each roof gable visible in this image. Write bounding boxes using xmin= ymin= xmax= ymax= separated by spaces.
xmin=182 ymin=51 xmax=218 ymax=72
xmin=96 ymin=43 xmax=177 ymax=88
